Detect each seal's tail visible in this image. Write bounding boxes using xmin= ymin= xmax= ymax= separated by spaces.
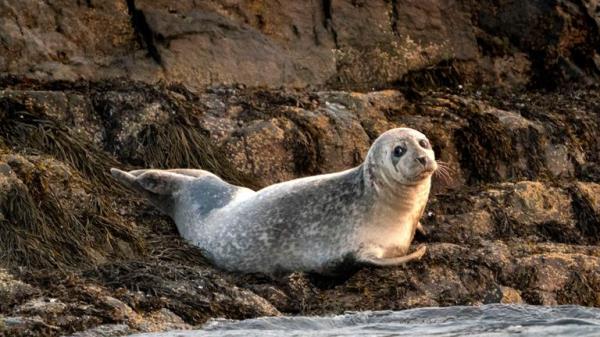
xmin=110 ymin=168 xmax=138 ymax=191
xmin=110 ymin=168 xmax=189 ymax=215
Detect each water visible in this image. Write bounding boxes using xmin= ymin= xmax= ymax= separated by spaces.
xmin=130 ymin=304 xmax=600 ymax=337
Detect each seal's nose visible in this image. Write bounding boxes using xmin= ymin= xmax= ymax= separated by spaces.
xmin=416 ymin=156 xmax=427 ymax=166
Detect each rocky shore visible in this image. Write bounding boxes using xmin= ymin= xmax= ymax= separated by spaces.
xmin=0 ymin=0 xmax=599 ymax=336
xmin=0 ymin=79 xmax=598 ymax=337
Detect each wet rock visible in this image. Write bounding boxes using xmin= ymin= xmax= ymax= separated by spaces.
xmin=499 ymin=286 xmax=523 ymax=304
xmin=16 ymin=298 xmax=67 ymax=317
xmin=1 ymin=315 xmax=60 ymax=337
xmin=98 ymin=296 xmax=135 ymax=322
xmin=483 ymin=285 xmax=523 ymax=304
xmin=67 ymin=324 xmax=132 ymax=337
xmin=0 ymin=269 xmax=37 ymax=312
xmin=247 ymin=285 xmax=294 ymax=313
xmin=133 ymin=309 xmax=191 ymax=333
xmin=86 ymin=262 xmax=281 ymax=326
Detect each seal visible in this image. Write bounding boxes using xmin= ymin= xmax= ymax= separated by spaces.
xmin=111 ymin=127 xmax=437 ymax=274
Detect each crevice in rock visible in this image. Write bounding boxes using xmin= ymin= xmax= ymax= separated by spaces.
xmin=390 ymin=0 xmax=399 ymax=36
xmin=125 ymin=0 xmax=163 ymax=65
xmin=322 ymin=0 xmax=333 ymax=25
xmin=321 ymin=0 xmax=339 ymax=48
xmin=76 ymin=0 xmax=93 ymax=7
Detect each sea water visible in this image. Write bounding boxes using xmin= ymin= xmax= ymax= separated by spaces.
xmin=129 ymin=304 xmax=600 ymax=337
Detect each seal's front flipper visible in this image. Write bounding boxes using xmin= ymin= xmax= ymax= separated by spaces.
xmin=110 ymin=168 xmax=192 ymax=214
xmin=416 ymin=221 xmax=427 ymax=236
xmin=357 ymin=245 xmax=427 ymax=267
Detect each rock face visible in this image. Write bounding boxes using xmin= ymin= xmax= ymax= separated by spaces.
xmin=0 ymin=1 xmax=599 ymax=336
xmin=1 ymin=0 xmax=599 ymax=90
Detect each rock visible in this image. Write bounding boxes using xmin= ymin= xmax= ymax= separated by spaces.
xmin=501 ymin=182 xmax=577 ymax=241
xmin=224 ymin=118 xmax=298 ymax=184
xmin=573 ymin=182 xmax=600 ymax=244
xmin=16 ymin=298 xmax=67 ymax=317
xmin=0 ymin=269 xmax=37 ymax=312
xmin=247 ymin=285 xmax=294 ymax=313
xmin=1 ymin=315 xmax=60 ymax=336
xmin=483 ymin=286 xmax=523 ymax=304
xmin=474 ymin=0 xmax=600 ymax=86
xmin=98 ymin=296 xmax=134 ymax=322
xmin=499 ymin=286 xmax=524 ymax=304
xmin=66 ymin=324 xmax=132 ymax=337
xmin=575 ymin=182 xmax=600 ymax=213
xmin=1 ymin=1 xmax=598 ymax=89
xmin=134 ymin=309 xmax=191 ymax=333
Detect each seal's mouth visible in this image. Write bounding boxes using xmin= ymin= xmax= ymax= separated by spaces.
xmin=410 ymin=166 xmax=436 ymax=181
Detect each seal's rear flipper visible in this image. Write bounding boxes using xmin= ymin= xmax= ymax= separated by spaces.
xmin=110 ymin=168 xmax=139 ymax=191
xmin=110 ymin=168 xmax=191 ymax=215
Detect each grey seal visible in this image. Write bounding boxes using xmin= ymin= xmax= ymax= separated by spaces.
xmin=111 ymin=127 xmax=437 ymax=274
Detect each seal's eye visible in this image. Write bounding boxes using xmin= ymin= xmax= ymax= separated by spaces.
xmin=393 ymin=145 xmax=406 ymax=157
xmin=419 ymin=139 xmax=430 ymax=149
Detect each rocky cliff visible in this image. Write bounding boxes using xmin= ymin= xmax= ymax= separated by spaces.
xmin=1 ymin=0 xmax=599 ymax=90
xmin=0 ymin=1 xmax=599 ymax=337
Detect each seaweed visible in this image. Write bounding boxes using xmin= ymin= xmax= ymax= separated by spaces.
xmin=556 ymin=271 xmax=599 ymax=306
xmin=395 ymin=59 xmax=464 ymax=90
xmin=134 ymin=117 xmax=257 ymax=189
xmin=0 ymin=166 xmax=142 ymax=269
xmin=454 ymin=113 xmax=512 ymax=183
xmin=0 ymin=97 xmax=124 ymax=191
xmin=571 ymin=186 xmax=600 ymax=244
xmin=454 ymin=113 xmax=546 ymax=184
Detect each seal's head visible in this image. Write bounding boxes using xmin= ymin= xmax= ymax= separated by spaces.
xmin=365 ymin=128 xmax=437 ymax=187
